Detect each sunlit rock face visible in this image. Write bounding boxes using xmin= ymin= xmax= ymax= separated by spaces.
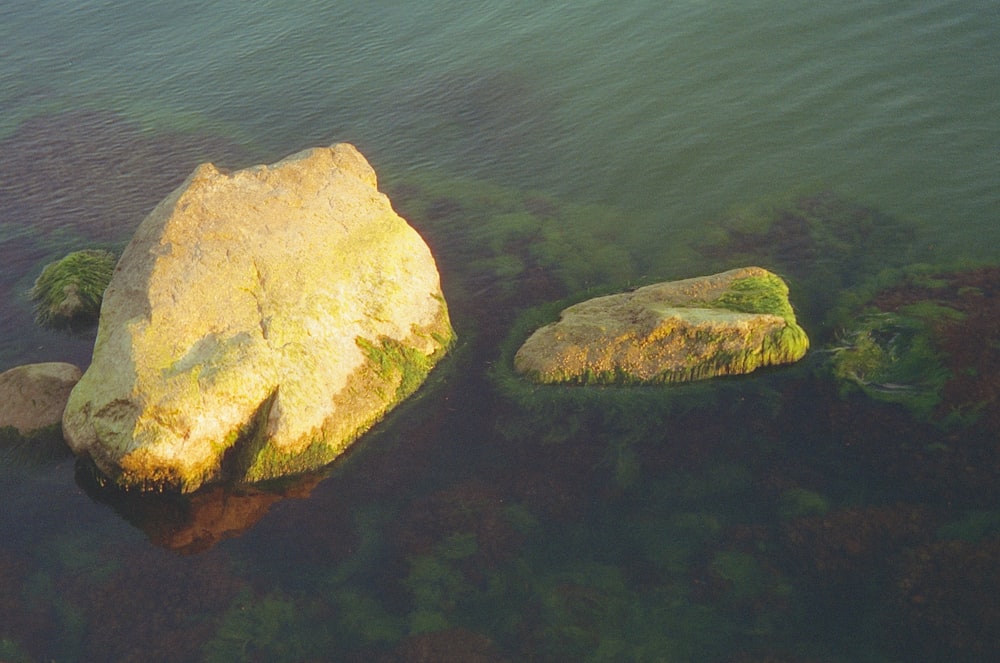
xmin=0 ymin=362 xmax=82 ymax=435
xmin=514 ymin=267 xmax=808 ymax=384
xmin=63 ymin=144 xmax=454 ymax=493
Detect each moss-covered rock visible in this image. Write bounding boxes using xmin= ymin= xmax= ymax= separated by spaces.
xmin=513 ymin=267 xmax=809 ymax=385
xmin=29 ymin=249 xmax=116 ymax=330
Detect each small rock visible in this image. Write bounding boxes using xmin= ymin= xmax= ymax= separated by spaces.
xmin=514 ymin=267 xmax=809 ymax=384
xmin=0 ymin=362 xmax=82 ymax=435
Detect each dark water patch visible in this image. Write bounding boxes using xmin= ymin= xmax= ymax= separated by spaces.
xmin=74 ymin=547 xmax=244 ymax=663
xmin=891 ymin=537 xmax=1000 ymax=662
xmin=0 ymin=110 xmax=256 ymax=247
xmin=387 ymin=67 xmax=565 ymax=186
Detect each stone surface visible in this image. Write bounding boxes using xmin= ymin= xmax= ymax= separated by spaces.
xmin=63 ymin=143 xmax=454 ymax=492
xmin=0 ymin=362 xmax=82 ymax=435
xmin=513 ymin=267 xmax=808 ymax=384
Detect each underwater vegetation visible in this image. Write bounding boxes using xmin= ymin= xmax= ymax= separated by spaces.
xmin=29 ymin=249 xmax=116 ymax=330
xmin=388 ymin=169 xmax=637 ymax=316
xmin=696 ymin=190 xmax=927 ymax=336
xmin=1 ymin=105 xmax=997 ymax=661
xmin=818 ymin=265 xmax=1000 ymax=509
xmin=829 ymin=310 xmax=953 ymax=418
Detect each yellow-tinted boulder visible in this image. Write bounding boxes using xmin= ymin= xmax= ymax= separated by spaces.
xmin=63 ymin=144 xmax=453 ymax=492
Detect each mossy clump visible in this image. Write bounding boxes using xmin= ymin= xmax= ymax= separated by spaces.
xmin=714 ymin=272 xmax=797 ymax=322
xmin=204 ymin=589 xmax=319 ymax=663
xmin=778 ymin=487 xmax=831 ymax=520
xmin=29 ymin=249 xmax=116 ymax=330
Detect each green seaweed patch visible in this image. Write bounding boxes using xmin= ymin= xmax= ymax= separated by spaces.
xmin=403 ymin=532 xmax=479 ymax=634
xmin=714 ymin=274 xmax=796 ymax=322
xmin=778 ymin=487 xmax=831 ymax=520
xmin=29 ymin=249 xmax=116 ymax=330
xmin=328 ymin=589 xmax=406 ymax=646
xmin=0 ymin=638 xmax=32 ymax=663
xmin=709 ymin=551 xmax=773 ymax=602
xmin=358 ymin=335 xmax=438 ymax=403
xmin=830 ymin=311 xmax=951 ymax=420
xmin=205 ymin=589 xmax=321 ymax=662
xmin=936 ymin=509 xmax=1000 ymax=543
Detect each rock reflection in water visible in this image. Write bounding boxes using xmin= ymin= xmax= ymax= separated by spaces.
xmin=74 ymin=459 xmax=323 ymax=554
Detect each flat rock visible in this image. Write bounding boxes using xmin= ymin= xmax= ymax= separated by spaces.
xmin=62 ymin=144 xmax=454 ymax=492
xmin=514 ymin=267 xmax=809 ymax=384
xmin=0 ymin=362 xmax=82 ymax=435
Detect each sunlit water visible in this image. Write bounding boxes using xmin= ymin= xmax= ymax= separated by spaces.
xmin=1 ymin=1 xmax=998 ymax=661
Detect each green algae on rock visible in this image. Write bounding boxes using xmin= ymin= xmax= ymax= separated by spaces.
xmin=29 ymin=249 xmax=116 ymax=330
xmin=513 ymin=267 xmax=809 ymax=385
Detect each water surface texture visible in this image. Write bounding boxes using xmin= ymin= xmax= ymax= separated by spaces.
xmin=1 ymin=1 xmax=998 ymax=661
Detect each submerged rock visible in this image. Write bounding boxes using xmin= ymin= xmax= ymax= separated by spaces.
xmin=30 ymin=249 xmax=117 ymax=330
xmin=513 ymin=267 xmax=808 ymax=385
xmin=0 ymin=362 xmax=82 ymax=436
xmin=63 ymin=144 xmax=454 ymax=493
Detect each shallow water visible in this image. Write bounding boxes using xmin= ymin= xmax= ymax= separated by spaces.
xmin=1 ymin=1 xmax=998 ymax=661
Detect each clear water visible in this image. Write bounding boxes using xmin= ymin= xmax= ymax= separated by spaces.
xmin=1 ymin=1 xmax=998 ymax=661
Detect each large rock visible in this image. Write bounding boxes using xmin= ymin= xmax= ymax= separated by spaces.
xmin=0 ymin=362 xmax=82 ymax=435
xmin=63 ymin=144 xmax=454 ymax=493
xmin=514 ymin=267 xmax=808 ymax=384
